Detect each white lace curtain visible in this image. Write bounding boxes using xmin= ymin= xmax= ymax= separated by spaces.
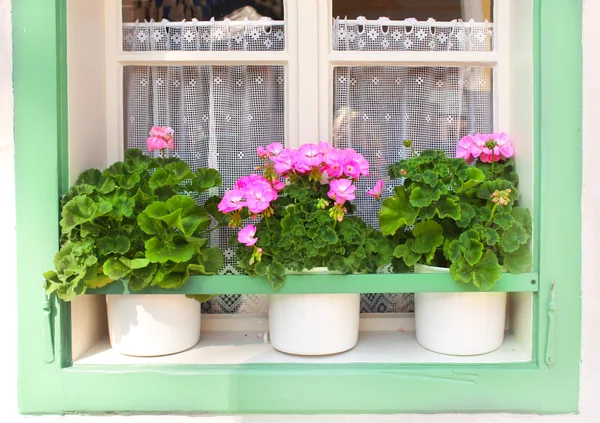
xmin=123 ymin=18 xmax=493 ymax=314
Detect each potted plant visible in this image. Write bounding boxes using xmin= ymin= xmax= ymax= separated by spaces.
xmin=378 ymin=135 xmax=532 ymax=355
xmin=44 ymin=127 xmax=224 ymax=357
xmin=218 ymin=142 xmax=392 ymax=355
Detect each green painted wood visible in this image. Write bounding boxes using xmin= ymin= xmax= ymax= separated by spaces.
xmin=14 ymin=0 xmax=582 ymax=415
xmin=533 ymin=0 xmax=582 ymax=411
xmin=13 ymin=0 xmax=69 ymax=414
xmin=87 ymin=272 xmax=539 ymax=295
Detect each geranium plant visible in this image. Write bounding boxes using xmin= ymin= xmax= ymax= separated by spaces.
xmin=379 ymin=134 xmax=532 ymax=290
xmin=219 ymin=142 xmax=393 ymax=289
xmin=44 ymin=127 xmax=224 ymax=301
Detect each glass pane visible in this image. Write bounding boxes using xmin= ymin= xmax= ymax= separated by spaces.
xmin=122 ymin=1 xmax=285 ymax=51
xmin=123 ymin=64 xmax=285 ymax=313
xmin=333 ymin=0 xmax=493 ymax=22
xmin=333 ymin=66 xmax=493 ymax=313
xmin=332 ymin=0 xmax=493 ymax=52
xmin=122 ymin=0 xmax=283 ymax=22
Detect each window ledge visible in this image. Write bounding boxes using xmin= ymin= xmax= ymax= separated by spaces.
xmin=74 ymin=314 xmax=531 ymax=366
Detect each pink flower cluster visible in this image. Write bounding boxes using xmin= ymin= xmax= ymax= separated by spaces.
xmin=258 ymin=142 xmax=370 ymax=180
xmin=456 ymin=132 xmax=514 ymax=163
xmin=146 ymin=126 xmax=174 ymax=152
xmin=256 ymin=142 xmax=371 ymax=206
xmin=218 ymin=174 xmax=281 ymax=215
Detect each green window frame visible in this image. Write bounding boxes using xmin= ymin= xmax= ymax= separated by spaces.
xmin=15 ymin=0 xmax=582 ymax=414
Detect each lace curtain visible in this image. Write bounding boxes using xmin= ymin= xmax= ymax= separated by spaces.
xmin=123 ymin=19 xmax=493 ymax=314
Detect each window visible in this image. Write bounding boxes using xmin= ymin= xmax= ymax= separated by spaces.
xmin=76 ymin=0 xmax=534 ymax=361
xmin=14 ymin=0 xmax=582 ymax=415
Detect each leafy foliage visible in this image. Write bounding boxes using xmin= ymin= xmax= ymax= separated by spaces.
xmin=381 ymin=149 xmax=532 ymax=290
xmin=231 ymin=175 xmax=393 ymax=290
xmin=45 ymin=149 xmax=223 ymax=301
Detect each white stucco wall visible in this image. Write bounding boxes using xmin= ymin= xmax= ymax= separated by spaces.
xmin=1 ymin=0 xmax=598 ymax=421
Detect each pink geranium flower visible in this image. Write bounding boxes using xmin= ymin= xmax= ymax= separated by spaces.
xmin=272 ymin=148 xmax=296 ymax=175
xmin=490 ymin=132 xmax=514 ymax=159
xmin=272 ymin=179 xmax=286 ymax=191
xmin=218 ymin=189 xmax=246 ymax=213
xmin=367 ymin=180 xmax=384 ymax=200
xmin=257 ymin=146 xmax=269 ymax=158
xmin=342 ymin=159 xmax=362 ymax=179
xmin=238 ymin=224 xmax=258 ymax=247
xmin=328 ymin=178 xmax=356 ymax=205
xmin=456 ymin=135 xmax=475 ymax=163
xmin=147 ymin=126 xmax=174 ymax=152
xmin=244 ymin=178 xmax=278 ymax=213
xmin=146 ymin=137 xmax=169 ymax=152
xmin=266 ymin=142 xmax=284 ymax=157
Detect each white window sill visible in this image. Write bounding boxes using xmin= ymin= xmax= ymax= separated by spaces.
xmin=74 ymin=314 xmax=531 ymax=366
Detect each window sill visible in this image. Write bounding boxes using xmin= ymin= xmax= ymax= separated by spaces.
xmin=73 ymin=314 xmax=531 ymax=366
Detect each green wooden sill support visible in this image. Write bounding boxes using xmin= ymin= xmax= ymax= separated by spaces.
xmin=87 ymin=272 xmax=539 ymax=295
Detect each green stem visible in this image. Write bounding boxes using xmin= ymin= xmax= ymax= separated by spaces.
xmin=486 ymin=203 xmax=499 ymax=227
xmin=491 ymin=152 xmax=495 ymax=181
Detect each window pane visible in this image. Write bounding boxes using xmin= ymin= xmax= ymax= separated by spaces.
xmin=122 ymin=1 xmax=285 ymax=51
xmin=333 ymin=0 xmax=493 ymax=22
xmin=332 ymin=0 xmax=493 ymax=52
xmin=123 ymin=64 xmax=285 ymax=313
xmin=333 ymin=66 xmax=493 ymax=313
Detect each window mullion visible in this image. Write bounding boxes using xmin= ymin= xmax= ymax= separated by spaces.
xmin=294 ymin=0 xmax=320 ymax=146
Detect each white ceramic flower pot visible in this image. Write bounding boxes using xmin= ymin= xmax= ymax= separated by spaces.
xmin=107 ymin=294 xmax=201 ymax=357
xmin=414 ymin=264 xmax=507 ymax=356
xmin=268 ymin=267 xmax=360 ymax=355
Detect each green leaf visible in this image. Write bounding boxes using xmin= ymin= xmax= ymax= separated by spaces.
xmin=319 ymin=226 xmax=339 ymax=244
xmin=166 ymin=195 xmax=211 ymax=236
xmin=129 ymin=263 xmax=158 ymax=291
xmin=137 ymin=212 xmax=159 ymax=235
xmin=493 ymin=212 xmax=515 ymax=229
xmin=86 ymin=274 xmax=113 ymax=289
xmin=111 ymin=196 xmax=135 ymax=218
xmin=422 ymin=170 xmax=438 ymax=187
xmin=124 ymin=148 xmax=152 ymax=174
xmin=455 ymin=202 xmax=476 ymax=228
xmin=327 ymin=255 xmax=350 ymax=274
xmin=512 ymin=207 xmax=533 ymax=236
xmin=471 ymin=249 xmax=503 ymax=290
xmin=193 ymin=168 xmax=222 ymax=194
xmin=196 ymin=247 xmax=224 ymax=274
xmin=446 ymin=239 xmax=462 ymax=262
xmin=60 ymin=196 xmax=111 ymax=232
xmin=450 ymin=249 xmax=502 ymax=290
xmin=119 ymin=257 xmax=150 ymax=269
xmin=98 ymin=235 xmax=131 ymax=256
xmin=409 ymin=183 xmax=445 ymax=208
xmin=482 ymin=227 xmax=500 ymax=246
xmin=149 ymin=169 xmax=169 ymax=190
xmin=103 ymin=257 xmax=131 ymax=280
xmin=412 ymin=220 xmax=444 ymax=254
xmin=393 ymin=240 xmax=421 ymax=266
xmin=378 ymin=186 xmax=418 ymax=236
xmin=503 ymin=245 xmax=532 ymax=273
xmin=458 ymin=230 xmax=484 ymax=266
xmin=145 ymin=236 xmax=195 ymax=263
xmin=164 ymin=161 xmax=194 ymax=185
xmin=500 ymin=221 xmax=530 ymax=253
xmin=460 ymin=167 xmax=485 ymax=191
xmin=267 ymin=261 xmax=286 ymax=290
xmin=436 ymin=197 xmax=461 ymax=220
